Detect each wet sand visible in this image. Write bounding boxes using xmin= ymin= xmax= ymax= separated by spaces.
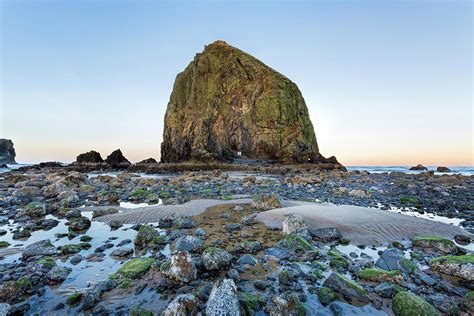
xmin=93 ymin=199 xmax=472 ymax=245
xmin=257 ymin=203 xmax=473 ymax=245
xmin=93 ymin=198 xmax=254 ymax=224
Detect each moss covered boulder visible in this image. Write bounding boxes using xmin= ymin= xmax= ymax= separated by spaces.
xmin=412 ymin=235 xmax=458 ymax=254
xmin=356 ymin=268 xmax=402 ymax=283
xmin=277 ymin=234 xmax=314 ymax=252
xmin=429 ymin=254 xmax=474 ymax=281
xmin=116 ymin=257 xmax=155 ymax=279
xmin=322 ymin=272 xmax=368 ymax=303
xmin=161 ymin=40 xmax=341 ymax=165
xmin=392 ymin=291 xmax=438 ymax=316
xmin=266 ymin=293 xmax=306 ymax=316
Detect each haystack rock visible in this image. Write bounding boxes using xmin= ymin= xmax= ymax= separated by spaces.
xmin=0 ymin=139 xmax=16 ymax=164
xmin=105 ymin=149 xmax=130 ymax=168
xmin=161 ymin=40 xmax=334 ymax=164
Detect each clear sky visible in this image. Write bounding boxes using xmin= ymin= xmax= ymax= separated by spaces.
xmin=0 ymin=0 xmax=472 ymax=166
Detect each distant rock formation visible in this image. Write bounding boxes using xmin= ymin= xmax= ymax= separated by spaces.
xmin=137 ymin=158 xmax=158 ymax=164
xmin=0 ymin=139 xmax=16 ymax=164
xmin=161 ymin=40 xmax=328 ymax=164
xmin=409 ymin=164 xmax=428 ymax=171
xmin=436 ymin=166 xmax=451 ymax=172
xmin=105 ymin=149 xmax=130 ymax=168
xmin=76 ymin=150 xmax=104 ymax=165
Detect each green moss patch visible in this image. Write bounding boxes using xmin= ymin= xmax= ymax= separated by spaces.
xmin=400 ymin=197 xmax=419 ymax=205
xmin=318 ymin=287 xmax=336 ymax=306
xmin=356 ymin=268 xmax=401 ymax=282
xmin=0 ymin=241 xmax=10 ymax=248
xmin=117 ymin=257 xmax=156 ymax=279
xmin=238 ymin=292 xmax=265 ymax=314
xmin=392 ymin=291 xmax=438 ymax=316
xmin=336 ymin=273 xmax=367 ymax=296
xmin=36 ymin=257 xmax=56 ymax=269
xmin=429 ymin=254 xmax=474 ymax=265
xmin=66 ymin=292 xmax=83 ymax=306
xmin=278 ymin=234 xmax=314 ymax=252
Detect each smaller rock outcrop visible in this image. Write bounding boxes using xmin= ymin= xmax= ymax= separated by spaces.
xmin=436 ymin=166 xmax=451 ymax=172
xmin=409 ymin=164 xmax=428 ymax=171
xmin=75 ymin=151 xmax=104 ymax=165
xmin=136 ymin=158 xmax=158 ymax=164
xmin=105 ymin=149 xmax=130 ymax=168
xmin=0 ymin=139 xmax=16 ymax=164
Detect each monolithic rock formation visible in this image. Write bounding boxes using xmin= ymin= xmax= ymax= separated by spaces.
xmin=161 ymin=40 xmax=326 ymax=164
xmin=0 ymin=139 xmax=16 ymax=164
xmin=105 ymin=149 xmax=131 ymax=168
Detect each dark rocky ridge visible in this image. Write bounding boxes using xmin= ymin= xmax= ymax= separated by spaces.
xmin=161 ymin=40 xmax=330 ymax=164
xmin=0 ymin=138 xmax=16 ymax=164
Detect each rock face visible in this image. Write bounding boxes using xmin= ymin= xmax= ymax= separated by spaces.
xmin=161 ymin=40 xmax=322 ymax=163
xmin=0 ymin=139 xmax=16 ymax=164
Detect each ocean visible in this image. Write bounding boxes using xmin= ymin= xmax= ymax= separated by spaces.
xmin=1 ymin=163 xmax=473 ymax=176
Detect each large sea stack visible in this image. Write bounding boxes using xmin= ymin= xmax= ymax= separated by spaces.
xmin=161 ymin=40 xmax=325 ymax=163
xmin=0 ymin=139 xmax=16 ymax=164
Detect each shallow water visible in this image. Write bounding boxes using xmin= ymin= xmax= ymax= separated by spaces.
xmin=383 ymin=204 xmax=465 ymax=226
xmin=346 ymin=166 xmax=474 ymax=176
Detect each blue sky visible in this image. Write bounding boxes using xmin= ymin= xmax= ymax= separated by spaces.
xmin=1 ymin=0 xmax=472 ymax=165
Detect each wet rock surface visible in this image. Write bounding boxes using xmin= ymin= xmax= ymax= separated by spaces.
xmin=0 ymin=166 xmax=472 ymax=314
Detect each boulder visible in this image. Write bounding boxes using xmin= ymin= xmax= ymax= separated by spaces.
xmin=47 ymin=266 xmax=72 ymax=284
xmin=133 ymin=225 xmax=160 ymax=248
xmin=205 ymin=279 xmax=240 ymax=316
xmin=0 ymin=139 xmax=16 ymax=164
xmin=392 ymin=291 xmax=438 ymax=316
xmin=412 ymin=235 xmax=458 ymax=254
xmin=429 ymin=255 xmax=474 ymax=282
xmin=161 ymin=251 xmax=197 ymax=284
xmin=267 ymin=293 xmax=306 ymax=316
xmin=75 ymin=150 xmax=104 ymax=164
xmin=282 ymin=214 xmax=308 ymax=235
xmin=22 ymin=239 xmax=58 ymax=258
xmin=330 ymin=301 xmax=387 ymax=315
xmin=162 ymin=294 xmax=199 ymax=316
xmin=309 ymin=227 xmax=342 ymax=242
xmin=174 ymin=235 xmax=204 ymax=253
xmin=202 ymin=247 xmax=232 ymax=271
xmin=322 ymin=272 xmax=368 ymax=303
xmin=105 ymin=149 xmax=130 ymax=168
xmin=252 ymin=194 xmax=281 ymax=211
xmin=161 ymin=40 xmax=331 ymax=164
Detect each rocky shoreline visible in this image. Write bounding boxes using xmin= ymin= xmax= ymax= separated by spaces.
xmin=0 ymin=165 xmax=472 ymax=315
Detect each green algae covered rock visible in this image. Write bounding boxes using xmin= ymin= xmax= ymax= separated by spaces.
xmin=116 ymin=257 xmax=155 ymax=279
xmin=412 ymin=235 xmax=458 ymax=254
xmin=318 ymin=287 xmax=336 ymax=306
xmin=429 ymin=254 xmax=474 ymax=281
xmin=161 ymin=40 xmax=339 ymax=164
xmin=277 ymin=234 xmax=314 ymax=252
xmin=322 ymin=272 xmax=368 ymax=303
xmin=392 ymin=291 xmax=438 ymax=316
xmin=356 ymin=268 xmax=402 ymax=283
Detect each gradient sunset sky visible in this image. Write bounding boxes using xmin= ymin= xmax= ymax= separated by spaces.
xmin=1 ymin=0 xmax=472 ymax=166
